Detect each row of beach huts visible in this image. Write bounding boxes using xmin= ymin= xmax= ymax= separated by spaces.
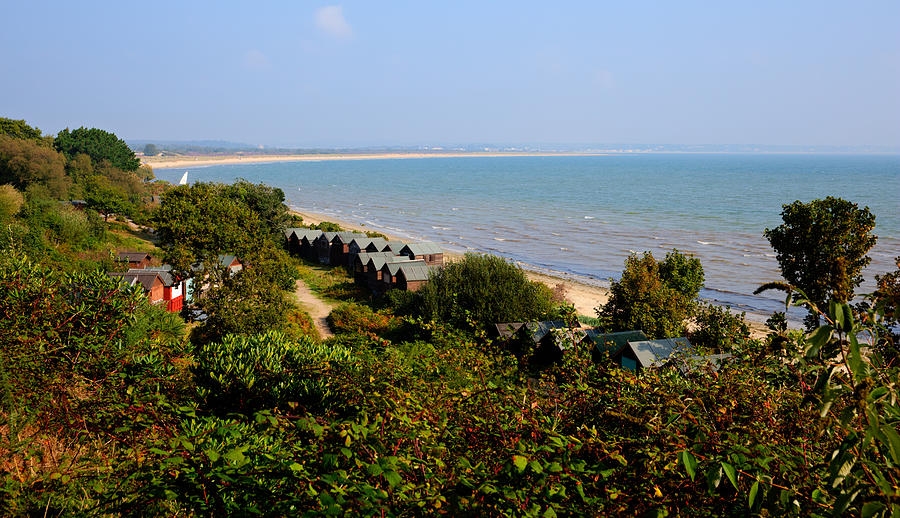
xmin=283 ymin=228 xmax=444 ymax=292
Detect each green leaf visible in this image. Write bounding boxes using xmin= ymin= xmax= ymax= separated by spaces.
xmin=680 ymin=451 xmax=698 ymax=481
xmin=383 ymin=470 xmax=402 ymax=487
xmin=512 ymin=455 xmax=528 ymax=472
xmin=748 ymin=481 xmax=759 ymax=509
xmin=367 ymin=463 xmax=383 ymax=476
xmin=861 ymin=501 xmax=885 ymax=518
xmin=721 ymin=462 xmax=738 ymax=490
xmin=879 ymin=424 xmax=900 ymax=464
xmin=706 ymin=465 xmax=723 ymax=491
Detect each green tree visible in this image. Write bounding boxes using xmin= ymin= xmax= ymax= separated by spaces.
xmin=659 ymin=248 xmax=704 ymax=298
xmin=153 ymin=182 xmax=267 ymax=273
xmin=143 ymin=143 xmax=159 ymax=156
xmin=764 ymin=197 xmax=876 ymax=326
xmin=84 ymin=178 xmax=132 ymax=221
xmin=419 ymin=253 xmax=556 ymax=330
xmin=54 ymin=127 xmax=140 ymax=171
xmin=0 ymin=135 xmax=70 ymax=198
xmin=597 ymin=251 xmax=699 ymax=338
xmin=0 ymin=117 xmax=44 ymax=142
xmin=221 ymin=179 xmax=291 ymax=235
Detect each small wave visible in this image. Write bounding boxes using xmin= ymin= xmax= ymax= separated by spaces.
xmin=451 ymin=207 xmax=459 ymax=211
xmin=432 ymin=226 xmax=452 ymax=230
xmin=765 ymin=253 xmax=776 ymax=258
xmin=584 ymin=216 xmax=595 ymax=220
xmin=551 ymin=232 xmax=561 ymax=236
xmin=697 ymin=240 xmax=718 ymax=245
xmin=559 ymin=247 xmax=569 ymax=251
xmin=494 ymin=238 xmax=506 ymax=242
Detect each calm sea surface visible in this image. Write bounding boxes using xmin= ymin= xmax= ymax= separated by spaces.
xmin=157 ymin=154 xmax=899 ymax=318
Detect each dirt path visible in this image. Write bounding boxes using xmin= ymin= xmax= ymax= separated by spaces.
xmin=294 ymin=279 xmax=335 ymax=339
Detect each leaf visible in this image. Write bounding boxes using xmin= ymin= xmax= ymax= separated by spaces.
xmin=512 ymin=455 xmax=528 ymax=472
xmin=879 ymin=424 xmax=900 ymax=464
xmin=680 ymin=451 xmax=698 ymax=481
xmin=721 ymin=462 xmax=738 ymax=490
xmin=861 ymin=501 xmax=885 ymax=518
xmin=706 ymin=465 xmax=723 ymax=491
xmin=748 ymin=480 xmax=759 ymax=509
xmin=383 ymin=470 xmax=402 ymax=487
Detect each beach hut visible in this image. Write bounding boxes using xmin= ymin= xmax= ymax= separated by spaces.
xmin=115 ymin=251 xmax=154 ymax=269
xmin=329 ymin=232 xmax=368 ymax=266
xmin=285 ymin=229 xmax=322 ymax=257
xmin=109 ymin=271 xmax=165 ymax=305
xmin=352 ymin=251 xmax=398 ymax=283
xmin=130 ymin=267 xmax=185 ymax=312
xmin=347 ymin=237 xmax=390 ymax=267
xmin=367 ymin=255 xmax=413 ymax=291
xmin=217 ymin=254 xmax=243 ymax=275
xmin=612 ymin=337 xmax=693 ymax=373
xmin=314 ymin=232 xmax=341 ymax=263
xmin=580 ymin=329 xmax=649 ymax=362
xmin=394 ymin=261 xmax=432 ymax=291
xmin=398 ymin=242 xmax=444 ymax=266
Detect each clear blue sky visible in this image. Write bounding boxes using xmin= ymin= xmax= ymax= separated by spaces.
xmin=2 ymin=1 xmax=898 ymax=147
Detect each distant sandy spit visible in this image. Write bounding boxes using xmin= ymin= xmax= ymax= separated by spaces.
xmin=143 ymin=151 xmax=608 ymax=170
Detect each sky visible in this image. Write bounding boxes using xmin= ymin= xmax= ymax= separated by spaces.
xmin=2 ymin=1 xmax=899 ymax=148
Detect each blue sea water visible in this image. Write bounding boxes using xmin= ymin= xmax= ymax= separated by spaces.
xmin=156 ymin=154 xmax=900 ymax=319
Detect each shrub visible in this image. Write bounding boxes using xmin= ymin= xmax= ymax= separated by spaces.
xmin=328 ymin=302 xmax=392 ymax=335
xmin=689 ymin=302 xmax=751 ymax=350
xmin=380 ymin=288 xmax=421 ymax=317
xmin=597 ymin=251 xmax=698 ymax=338
xmin=658 ymin=248 xmax=704 ymax=298
xmin=0 ymin=184 xmax=24 ymax=223
xmin=419 ymin=253 xmax=556 ymax=330
xmin=193 ymin=331 xmax=352 ymax=413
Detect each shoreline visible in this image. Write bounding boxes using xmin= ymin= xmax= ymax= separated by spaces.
xmin=291 ymin=208 xmax=772 ymax=339
xmin=144 ymin=151 xmax=610 ymax=170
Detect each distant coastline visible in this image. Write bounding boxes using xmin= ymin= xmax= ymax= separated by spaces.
xmin=144 ymin=151 xmax=610 ymax=170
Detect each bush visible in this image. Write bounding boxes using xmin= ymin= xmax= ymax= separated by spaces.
xmin=193 ymin=331 xmax=352 ymax=413
xmin=658 ymin=248 xmax=704 ymax=298
xmin=419 ymin=253 xmax=556 ymax=330
xmin=380 ymin=288 xmax=421 ymax=317
xmin=0 ymin=184 xmax=24 ymax=223
xmin=597 ymin=251 xmax=699 ymax=338
xmin=689 ymin=302 xmax=751 ymax=350
xmin=328 ymin=302 xmax=393 ymax=335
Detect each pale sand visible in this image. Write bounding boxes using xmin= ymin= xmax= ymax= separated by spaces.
xmin=143 ymin=151 xmax=608 ymax=170
xmin=291 ymin=209 xmax=770 ymax=339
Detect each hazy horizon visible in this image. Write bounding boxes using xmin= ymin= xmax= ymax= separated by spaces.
xmin=3 ymin=2 xmax=898 ymax=148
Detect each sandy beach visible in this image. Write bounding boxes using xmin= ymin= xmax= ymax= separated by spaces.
xmin=143 ymin=151 xmax=608 ymax=170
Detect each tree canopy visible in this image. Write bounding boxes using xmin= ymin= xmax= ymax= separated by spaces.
xmin=764 ymin=197 xmax=876 ymax=322
xmin=0 ymin=117 xmax=44 ymax=142
xmin=0 ymin=135 xmax=70 ymax=198
xmin=598 ymin=250 xmax=702 ymax=338
xmin=54 ymin=127 xmax=140 ymax=171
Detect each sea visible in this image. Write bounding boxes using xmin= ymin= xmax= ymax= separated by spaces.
xmin=156 ymin=154 xmax=900 ymax=322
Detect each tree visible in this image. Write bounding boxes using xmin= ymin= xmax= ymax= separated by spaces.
xmin=418 ymin=253 xmax=556 ymax=330
xmin=54 ymin=127 xmax=140 ymax=171
xmin=153 ymin=182 xmax=267 ymax=273
xmin=597 ymin=251 xmax=701 ymax=338
xmin=0 ymin=135 xmax=70 ymax=198
xmin=764 ymin=197 xmax=876 ymax=325
xmin=221 ymin=179 xmax=291 ymax=235
xmin=0 ymin=184 xmax=24 ymax=224
xmin=0 ymin=117 xmax=44 ymax=142
xmin=84 ymin=178 xmax=132 ymax=221
xmin=143 ymin=143 xmax=159 ymax=156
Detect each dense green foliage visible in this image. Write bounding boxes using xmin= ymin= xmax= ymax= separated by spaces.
xmin=598 ymin=250 xmax=702 ymax=338
xmin=0 ymin=117 xmax=44 ymax=141
xmin=0 ymin=184 xmax=24 ymax=223
xmin=54 ymin=127 xmax=141 ymax=171
xmin=0 ymin=135 xmax=70 ymax=198
xmin=418 ymin=253 xmax=557 ymax=329
xmin=765 ymin=197 xmax=876 ymax=326
xmin=142 ymin=143 xmax=159 ymax=156
xmin=689 ymin=302 xmax=751 ymax=350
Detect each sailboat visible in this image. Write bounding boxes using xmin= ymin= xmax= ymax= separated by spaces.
xmin=179 ymin=171 xmax=188 ymax=185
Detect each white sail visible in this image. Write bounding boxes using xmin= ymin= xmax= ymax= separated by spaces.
xmin=179 ymin=171 xmax=188 ymax=185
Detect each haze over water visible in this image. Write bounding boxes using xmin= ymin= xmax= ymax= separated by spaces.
xmin=158 ymin=153 xmax=899 ymax=318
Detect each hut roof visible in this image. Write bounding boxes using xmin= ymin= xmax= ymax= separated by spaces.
xmin=617 ymin=337 xmax=693 ymax=370
xmin=396 ymin=261 xmax=431 ymax=281
xmin=583 ymin=329 xmax=649 ymax=354
xmin=331 ymin=232 xmax=367 ymax=244
xmin=286 ymin=228 xmax=322 ymax=241
xmin=115 ymin=251 xmax=152 ymax=262
xmin=368 ymin=254 xmax=412 ymax=271
xmin=386 ymin=259 xmax=427 ymax=277
xmin=349 ymin=237 xmax=389 ymax=250
xmin=400 ymin=242 xmax=443 ymax=256
xmin=495 ymin=322 xmax=525 ymax=338
xmin=356 ymin=251 xmax=397 ymax=265
xmin=131 ymin=267 xmax=178 ymax=287
xmin=110 ymin=271 xmax=163 ymax=292
xmin=523 ymin=321 xmax=569 ymax=343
